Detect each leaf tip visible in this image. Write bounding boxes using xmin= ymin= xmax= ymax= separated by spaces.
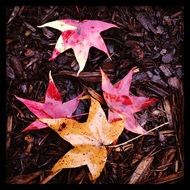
xmin=99 ymin=67 xmax=104 ymax=75
xmin=49 ymin=71 xmax=53 ymax=81
xmin=48 ymin=57 xmax=54 ymax=61
xmin=15 ymin=95 xmax=23 ymax=102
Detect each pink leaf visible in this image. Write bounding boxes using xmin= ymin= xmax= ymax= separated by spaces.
xmin=100 ymin=68 xmax=158 ymax=134
xmin=22 ymin=120 xmax=47 ymax=132
xmin=38 ymin=19 xmax=118 ymax=75
xmin=114 ymin=67 xmax=135 ymax=95
xmin=108 ymin=110 xmax=146 ymax=135
xmin=16 ymin=71 xmax=82 ymax=131
xmin=15 ymin=96 xmax=50 ymax=118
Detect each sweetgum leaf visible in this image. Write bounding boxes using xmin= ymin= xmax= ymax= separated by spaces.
xmin=16 ymin=71 xmax=82 ymax=131
xmin=38 ymin=19 xmax=118 ymax=75
xmin=100 ymin=67 xmax=158 ymax=135
xmin=40 ymin=97 xmax=124 ymax=181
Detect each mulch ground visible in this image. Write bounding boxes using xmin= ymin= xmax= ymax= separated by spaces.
xmin=6 ymin=6 xmax=184 ymax=184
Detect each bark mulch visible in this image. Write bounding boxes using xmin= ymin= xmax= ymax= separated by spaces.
xmin=6 ymin=6 xmax=184 ymax=184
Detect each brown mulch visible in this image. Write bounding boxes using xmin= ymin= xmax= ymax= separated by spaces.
xmin=6 ymin=6 xmax=184 ymax=184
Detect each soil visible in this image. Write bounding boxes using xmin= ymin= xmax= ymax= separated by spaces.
xmin=6 ymin=6 xmax=184 ymax=184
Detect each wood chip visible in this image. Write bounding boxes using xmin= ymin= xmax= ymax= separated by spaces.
xmin=115 ymin=144 xmax=133 ymax=152
xmin=162 ymin=98 xmax=173 ymax=127
xmin=160 ymin=49 xmax=167 ymax=55
xmin=157 ymin=148 xmax=176 ymax=178
xmin=163 ymin=16 xmax=172 ymax=26
xmin=168 ymin=77 xmax=180 ymax=89
xmin=7 ymin=6 xmax=20 ymax=24
xmin=41 ymin=6 xmax=58 ymax=22
xmin=161 ymin=53 xmax=174 ymax=63
xmin=129 ymin=155 xmax=154 ymax=184
xmin=84 ymin=86 xmax=105 ymax=105
xmin=6 ymin=63 xmax=15 ymax=80
xmin=10 ymin=56 xmax=25 ymax=78
xmin=55 ymin=71 xmax=114 ymax=82
xmin=42 ymin=27 xmax=55 ymax=39
xmin=6 ymin=115 xmax=13 ymax=150
xmin=159 ymin=64 xmax=172 ymax=77
xmin=146 ymin=82 xmax=169 ymax=96
xmin=151 ymin=171 xmax=183 ymax=184
xmin=24 ymin=22 xmax=36 ymax=32
xmin=24 ymin=49 xmax=35 ymax=57
xmin=156 ymin=26 xmax=164 ymax=34
xmin=7 ymin=171 xmax=43 ymax=184
xmin=131 ymin=153 xmax=143 ymax=165
xmin=136 ymin=13 xmax=157 ymax=34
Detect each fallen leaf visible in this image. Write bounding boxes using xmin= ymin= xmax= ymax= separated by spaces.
xmin=16 ymin=71 xmax=82 ymax=131
xmin=40 ymin=97 xmax=124 ymax=181
xmin=100 ymin=67 xmax=158 ymax=134
xmin=38 ymin=19 xmax=118 ymax=75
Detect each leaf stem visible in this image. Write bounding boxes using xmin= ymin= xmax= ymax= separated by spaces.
xmin=107 ymin=122 xmax=169 ymax=148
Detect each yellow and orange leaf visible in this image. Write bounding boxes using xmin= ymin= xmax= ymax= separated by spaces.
xmin=40 ymin=97 xmax=124 ymax=181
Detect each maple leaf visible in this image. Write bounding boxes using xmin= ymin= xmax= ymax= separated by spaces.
xmin=40 ymin=97 xmax=124 ymax=181
xmin=16 ymin=71 xmax=82 ymax=131
xmin=100 ymin=67 xmax=158 ymax=135
xmin=38 ymin=19 xmax=118 ymax=75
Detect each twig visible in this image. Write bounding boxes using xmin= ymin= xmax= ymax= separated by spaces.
xmin=107 ymin=122 xmax=169 ymax=148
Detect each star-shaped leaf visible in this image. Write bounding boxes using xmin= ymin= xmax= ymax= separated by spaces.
xmin=38 ymin=19 xmax=118 ymax=75
xmin=16 ymin=71 xmax=82 ymax=131
xmin=40 ymin=97 xmax=124 ymax=181
xmin=100 ymin=67 xmax=158 ymax=135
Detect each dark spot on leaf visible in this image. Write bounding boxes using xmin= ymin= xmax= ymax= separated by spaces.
xmin=58 ymin=122 xmax=66 ymax=131
xmin=91 ymin=26 xmax=95 ymax=29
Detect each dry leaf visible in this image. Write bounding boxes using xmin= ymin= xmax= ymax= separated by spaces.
xmin=38 ymin=19 xmax=118 ymax=75
xmin=100 ymin=67 xmax=158 ymax=134
xmin=16 ymin=71 xmax=82 ymax=131
xmin=40 ymin=97 xmax=124 ymax=181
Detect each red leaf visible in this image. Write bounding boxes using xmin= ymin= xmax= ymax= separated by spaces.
xmin=38 ymin=19 xmax=118 ymax=75
xmin=100 ymin=67 xmax=158 ymax=134
xmin=45 ymin=71 xmax=62 ymax=102
xmin=16 ymin=71 xmax=82 ymax=131
xmin=15 ymin=96 xmax=51 ymax=118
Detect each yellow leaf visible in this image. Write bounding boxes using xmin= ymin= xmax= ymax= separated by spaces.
xmin=40 ymin=97 xmax=124 ymax=182
xmin=51 ymin=145 xmax=107 ymax=180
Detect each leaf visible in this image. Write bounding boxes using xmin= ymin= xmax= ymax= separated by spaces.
xmin=40 ymin=97 xmax=124 ymax=181
xmin=38 ymin=19 xmax=118 ymax=75
xmin=16 ymin=71 xmax=82 ymax=131
xmin=100 ymin=67 xmax=158 ymax=135
xmin=50 ymin=145 xmax=107 ymax=181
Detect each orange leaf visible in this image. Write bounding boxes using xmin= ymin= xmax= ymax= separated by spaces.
xmin=40 ymin=97 xmax=124 ymax=181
